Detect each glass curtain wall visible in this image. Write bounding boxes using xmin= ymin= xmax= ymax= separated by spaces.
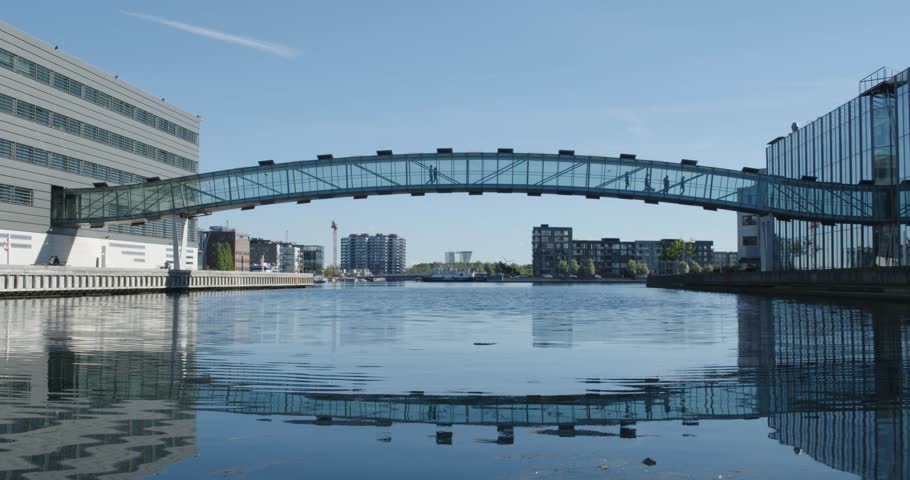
xmin=766 ymin=67 xmax=908 ymax=270
xmin=897 ymin=69 xmax=910 ymax=265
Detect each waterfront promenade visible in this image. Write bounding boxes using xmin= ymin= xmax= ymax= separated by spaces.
xmin=0 ymin=265 xmax=313 ymax=297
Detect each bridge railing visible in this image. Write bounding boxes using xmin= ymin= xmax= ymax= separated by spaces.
xmin=51 ymin=152 xmax=899 ymax=226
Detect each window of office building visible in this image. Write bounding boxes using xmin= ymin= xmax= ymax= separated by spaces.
xmin=0 ymin=183 xmax=33 ymax=206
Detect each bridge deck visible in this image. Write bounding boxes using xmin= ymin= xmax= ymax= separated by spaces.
xmin=50 ymin=151 xmax=908 ymax=226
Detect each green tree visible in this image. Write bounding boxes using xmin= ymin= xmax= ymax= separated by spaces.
xmin=677 ymin=260 xmax=690 ymax=274
xmin=323 ymin=266 xmax=342 ymax=277
xmin=569 ymin=259 xmax=580 ymax=275
xmin=558 ymin=260 xmax=569 ymax=275
xmin=662 ymin=239 xmax=696 ymax=262
xmin=626 ymin=259 xmax=650 ymax=278
xmin=689 ymin=260 xmax=703 ymax=273
xmin=212 ymin=242 xmax=234 ymax=271
xmin=583 ymin=258 xmax=596 ymax=277
xmin=638 ymin=261 xmax=650 ymax=277
xmin=625 ymin=259 xmax=639 ymax=278
xmin=661 ymin=239 xmax=696 ymax=274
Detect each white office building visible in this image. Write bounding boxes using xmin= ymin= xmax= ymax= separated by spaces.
xmin=0 ymin=21 xmax=200 ymax=269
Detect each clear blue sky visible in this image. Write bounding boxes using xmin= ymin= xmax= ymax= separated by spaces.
xmin=6 ymin=1 xmax=909 ymax=264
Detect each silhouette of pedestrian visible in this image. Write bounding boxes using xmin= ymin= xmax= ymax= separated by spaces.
xmin=663 ymin=175 xmax=670 ymax=194
xmin=428 ymin=166 xmax=435 ymax=184
xmin=433 ymin=166 xmax=439 ymax=184
xmin=644 ymin=173 xmax=651 ymax=192
xmin=680 ymin=175 xmax=686 ymax=194
xmin=624 ymin=173 xmax=630 ymax=189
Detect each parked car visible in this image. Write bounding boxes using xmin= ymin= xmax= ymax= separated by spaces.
xmin=542 ymin=274 xmax=554 ymax=279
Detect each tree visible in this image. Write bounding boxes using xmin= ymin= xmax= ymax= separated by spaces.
xmin=662 ymin=240 xmax=696 ymax=262
xmin=625 ymin=259 xmax=650 ymax=278
xmin=661 ymin=239 xmax=696 ymax=274
xmin=704 ymin=264 xmax=716 ymax=273
xmin=689 ymin=260 xmax=703 ymax=273
xmin=558 ymin=260 xmax=569 ymax=275
xmin=569 ymin=259 xmax=580 ymax=275
xmin=625 ymin=259 xmax=639 ymax=278
xmin=212 ymin=242 xmax=234 ymax=271
xmin=638 ymin=261 xmax=650 ymax=277
xmin=405 ymin=261 xmax=534 ymax=276
xmin=323 ymin=266 xmax=342 ymax=277
xmin=583 ymin=258 xmax=596 ymax=277
xmin=677 ymin=260 xmax=690 ymax=274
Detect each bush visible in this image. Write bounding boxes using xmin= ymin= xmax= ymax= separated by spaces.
xmin=689 ymin=261 xmax=703 ymax=273
xmin=676 ymin=260 xmax=690 ymax=274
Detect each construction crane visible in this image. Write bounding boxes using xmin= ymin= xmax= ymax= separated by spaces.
xmin=331 ymin=220 xmax=338 ymax=275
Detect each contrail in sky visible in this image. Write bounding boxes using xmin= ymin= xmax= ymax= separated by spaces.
xmin=123 ymin=11 xmax=300 ymax=59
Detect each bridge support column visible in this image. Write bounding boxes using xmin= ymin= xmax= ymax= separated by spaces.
xmin=759 ymin=214 xmax=776 ymax=272
xmin=172 ymin=216 xmax=189 ymax=270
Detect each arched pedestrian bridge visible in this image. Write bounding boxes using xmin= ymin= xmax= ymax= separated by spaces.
xmin=50 ymin=149 xmax=910 ymax=227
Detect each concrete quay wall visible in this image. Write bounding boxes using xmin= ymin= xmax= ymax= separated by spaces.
xmin=0 ymin=266 xmax=313 ymax=298
xmin=646 ymin=267 xmax=910 ymax=301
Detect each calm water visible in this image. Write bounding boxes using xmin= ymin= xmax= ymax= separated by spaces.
xmin=1 ymin=283 xmax=908 ymax=479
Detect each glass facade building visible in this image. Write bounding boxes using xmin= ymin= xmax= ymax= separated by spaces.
xmin=766 ymin=67 xmax=910 ymax=270
xmin=300 ymin=245 xmax=324 ymax=274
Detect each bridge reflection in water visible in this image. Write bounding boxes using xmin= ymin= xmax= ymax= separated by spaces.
xmin=0 ymin=294 xmax=907 ymax=479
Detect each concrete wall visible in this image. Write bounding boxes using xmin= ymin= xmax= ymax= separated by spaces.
xmin=646 ymin=267 xmax=910 ymax=300
xmin=1 ymin=229 xmax=196 ymax=269
xmin=0 ymin=266 xmax=313 ymax=297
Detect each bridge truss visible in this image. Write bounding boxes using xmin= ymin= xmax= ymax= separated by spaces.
xmin=51 ymin=151 xmax=908 ymax=227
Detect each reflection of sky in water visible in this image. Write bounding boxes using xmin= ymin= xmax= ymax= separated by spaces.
xmin=0 ymin=283 xmax=908 ymax=479
xmin=192 ymin=284 xmax=741 ymax=395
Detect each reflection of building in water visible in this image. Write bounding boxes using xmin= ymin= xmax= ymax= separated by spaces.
xmin=736 ymin=296 xmax=909 ymax=480
xmin=1 ymin=292 xmax=908 ymax=478
xmin=0 ymin=294 xmax=198 ymax=478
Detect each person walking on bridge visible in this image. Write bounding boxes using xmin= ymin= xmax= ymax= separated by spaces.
xmin=680 ymin=175 xmax=686 ymax=195
xmin=663 ymin=175 xmax=670 ymax=194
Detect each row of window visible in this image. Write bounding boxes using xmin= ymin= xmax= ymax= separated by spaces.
xmin=0 ymin=93 xmax=198 ymax=172
xmin=0 ymin=47 xmax=198 ymax=145
xmin=109 ymin=218 xmax=198 ymax=240
xmin=0 ymin=137 xmax=143 ymax=185
xmin=0 ymin=183 xmax=33 ymax=206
